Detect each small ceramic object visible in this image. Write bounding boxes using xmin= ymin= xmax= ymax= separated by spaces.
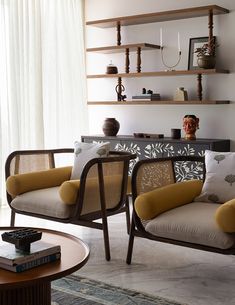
xmin=197 ymin=55 xmax=216 ymax=69
xmin=171 ymin=128 xmax=181 ymax=139
xmin=106 ymin=61 xmax=118 ymax=74
xmin=102 ymin=118 xmax=120 ymax=136
xmin=174 ymin=87 xmax=188 ymax=101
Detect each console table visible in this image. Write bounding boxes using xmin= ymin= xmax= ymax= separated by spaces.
xmin=81 ymin=135 xmax=230 ymax=176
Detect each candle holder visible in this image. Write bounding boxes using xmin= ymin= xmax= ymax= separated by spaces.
xmin=160 ymin=47 xmax=182 ymax=71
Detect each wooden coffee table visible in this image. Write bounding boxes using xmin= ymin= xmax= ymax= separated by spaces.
xmin=0 ymin=227 xmax=89 ymax=305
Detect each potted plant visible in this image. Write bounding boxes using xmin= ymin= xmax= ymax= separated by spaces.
xmin=194 ymin=39 xmax=218 ymax=69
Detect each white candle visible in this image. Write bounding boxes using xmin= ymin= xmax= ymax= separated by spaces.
xmin=178 ymin=32 xmax=181 ymax=52
xmin=160 ymin=28 xmax=163 ymax=47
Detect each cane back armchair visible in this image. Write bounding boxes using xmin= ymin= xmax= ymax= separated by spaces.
xmin=5 ymin=148 xmax=136 ymax=261
xmin=127 ymin=155 xmax=235 ymax=264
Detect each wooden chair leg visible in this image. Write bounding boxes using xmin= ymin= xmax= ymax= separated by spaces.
xmin=98 ymin=163 xmax=111 ymax=261
xmin=102 ymin=218 xmax=111 ymax=261
xmin=125 ymin=195 xmax=131 ymax=234
xmin=10 ymin=210 xmax=15 ymax=226
xmin=126 ymin=216 xmax=135 ymax=264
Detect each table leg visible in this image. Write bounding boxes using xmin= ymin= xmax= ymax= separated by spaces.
xmin=0 ymin=282 xmax=51 ymax=305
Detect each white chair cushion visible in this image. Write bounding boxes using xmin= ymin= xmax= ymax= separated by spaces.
xmin=70 ymin=141 xmax=110 ymax=180
xmin=145 ymin=201 xmax=235 ymax=249
xmin=10 ymin=187 xmax=75 ymax=219
xmin=195 ymin=150 xmax=235 ymax=203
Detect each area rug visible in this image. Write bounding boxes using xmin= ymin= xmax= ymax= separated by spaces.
xmin=51 ymin=274 xmax=185 ymax=305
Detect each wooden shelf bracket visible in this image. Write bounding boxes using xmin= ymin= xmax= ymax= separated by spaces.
xmin=125 ymin=48 xmax=130 ymax=73
xmin=117 ymin=22 xmax=121 ymax=45
xmin=197 ymin=74 xmax=203 ymax=101
xmin=137 ymin=47 xmax=141 ymax=72
xmin=208 ymin=9 xmax=214 ymax=54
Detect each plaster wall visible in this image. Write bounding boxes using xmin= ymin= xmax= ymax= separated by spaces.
xmin=85 ymin=0 xmax=235 ymax=150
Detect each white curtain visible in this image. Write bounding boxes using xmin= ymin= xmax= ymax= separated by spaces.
xmin=0 ymin=0 xmax=88 ymax=205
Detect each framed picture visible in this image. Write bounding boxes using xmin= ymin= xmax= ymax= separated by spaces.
xmin=188 ymin=36 xmax=216 ymax=70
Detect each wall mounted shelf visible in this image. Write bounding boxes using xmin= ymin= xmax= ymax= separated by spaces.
xmin=86 ymin=5 xmax=229 ymax=28
xmin=87 ymin=69 xmax=229 ymax=79
xmin=87 ymin=100 xmax=230 ymax=105
xmin=86 ymin=43 xmax=160 ymax=54
xmin=86 ymin=5 xmax=229 ymax=103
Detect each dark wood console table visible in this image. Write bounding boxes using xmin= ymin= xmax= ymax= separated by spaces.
xmin=81 ymin=135 xmax=230 ymax=177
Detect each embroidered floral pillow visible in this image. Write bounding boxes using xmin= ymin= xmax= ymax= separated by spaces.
xmin=70 ymin=141 xmax=110 ymax=180
xmin=194 ymin=150 xmax=235 ymax=203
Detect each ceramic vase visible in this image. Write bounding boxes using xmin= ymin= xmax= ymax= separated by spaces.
xmin=174 ymin=87 xmax=188 ymax=101
xmin=102 ymin=118 xmax=120 ymax=136
xmin=197 ymin=55 xmax=216 ymax=69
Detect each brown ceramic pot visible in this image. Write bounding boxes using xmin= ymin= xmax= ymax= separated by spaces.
xmin=102 ymin=118 xmax=120 ymax=136
xmin=197 ymin=55 xmax=216 ymax=69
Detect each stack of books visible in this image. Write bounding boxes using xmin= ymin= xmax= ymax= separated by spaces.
xmin=0 ymin=240 xmax=61 ymax=272
xmin=132 ymin=93 xmax=161 ymax=101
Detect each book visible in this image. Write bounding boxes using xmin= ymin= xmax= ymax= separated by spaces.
xmin=132 ymin=98 xmax=151 ymax=102
xmin=0 ymin=240 xmax=61 ymax=266
xmin=132 ymin=94 xmax=161 ymax=101
xmin=0 ymin=252 xmax=61 ymax=273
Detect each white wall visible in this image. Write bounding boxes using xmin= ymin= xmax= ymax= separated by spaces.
xmin=85 ymin=0 xmax=235 ymax=150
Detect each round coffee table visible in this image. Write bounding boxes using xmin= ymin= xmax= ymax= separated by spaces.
xmin=0 ymin=227 xmax=89 ymax=305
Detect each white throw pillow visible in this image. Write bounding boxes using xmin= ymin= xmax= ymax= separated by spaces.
xmin=70 ymin=141 xmax=110 ymax=180
xmin=194 ymin=150 xmax=235 ymax=203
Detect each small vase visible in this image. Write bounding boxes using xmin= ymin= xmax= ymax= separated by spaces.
xmin=174 ymin=87 xmax=188 ymax=101
xmin=197 ymin=55 xmax=216 ymax=69
xmin=102 ymin=118 xmax=120 ymax=136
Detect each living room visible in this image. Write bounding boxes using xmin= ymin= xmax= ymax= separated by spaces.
xmin=0 ymin=0 xmax=235 ymax=305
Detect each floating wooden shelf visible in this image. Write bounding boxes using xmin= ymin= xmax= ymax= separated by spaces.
xmin=86 ymin=5 xmax=230 ymax=105
xmin=86 ymin=5 xmax=229 ymax=28
xmin=87 ymin=100 xmax=230 ymax=105
xmin=87 ymin=69 xmax=229 ymax=79
xmin=87 ymin=43 xmax=160 ymax=54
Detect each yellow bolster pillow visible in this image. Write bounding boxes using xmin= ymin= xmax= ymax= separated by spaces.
xmin=135 ymin=179 xmax=203 ymax=220
xmin=215 ymin=199 xmax=235 ymax=232
xmin=59 ymin=175 xmax=123 ymax=205
xmin=59 ymin=180 xmax=81 ymax=205
xmin=6 ymin=166 xmax=72 ymax=196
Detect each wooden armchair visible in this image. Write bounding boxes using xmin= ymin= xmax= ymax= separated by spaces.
xmin=126 ymin=155 xmax=235 ymax=264
xmin=5 ymin=148 xmax=136 ymax=261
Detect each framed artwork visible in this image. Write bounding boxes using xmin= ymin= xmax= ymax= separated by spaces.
xmin=188 ymin=36 xmax=216 ymax=70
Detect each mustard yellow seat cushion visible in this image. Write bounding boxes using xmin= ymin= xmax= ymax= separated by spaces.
xmin=6 ymin=167 xmax=72 ymax=197
xmin=215 ymin=199 xmax=235 ymax=232
xmin=135 ymin=179 xmax=203 ymax=220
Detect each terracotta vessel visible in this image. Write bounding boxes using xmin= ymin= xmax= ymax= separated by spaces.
xmin=102 ymin=118 xmax=120 ymax=136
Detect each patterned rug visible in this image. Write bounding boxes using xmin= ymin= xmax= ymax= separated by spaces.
xmin=51 ymin=274 xmax=185 ymax=305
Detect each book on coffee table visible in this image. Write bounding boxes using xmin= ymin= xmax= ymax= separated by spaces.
xmin=0 ymin=240 xmax=61 ymax=266
xmin=0 ymin=252 xmax=61 ymax=272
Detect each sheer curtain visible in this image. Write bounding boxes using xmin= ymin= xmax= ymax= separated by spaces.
xmin=0 ymin=0 xmax=88 ymax=206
